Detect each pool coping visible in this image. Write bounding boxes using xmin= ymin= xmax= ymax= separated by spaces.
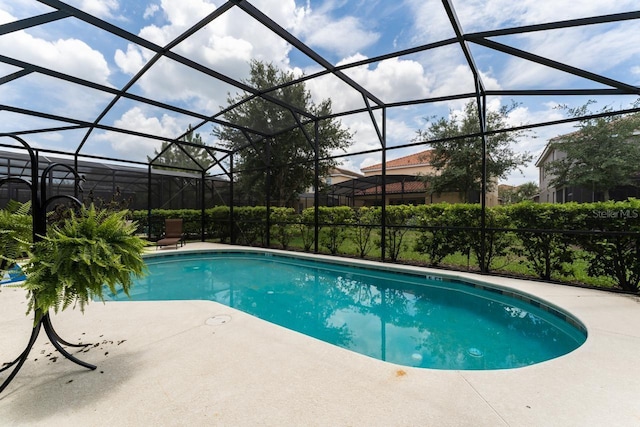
xmin=2 ymin=242 xmax=640 ymax=426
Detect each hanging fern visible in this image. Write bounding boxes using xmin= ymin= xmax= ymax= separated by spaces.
xmin=23 ymin=205 xmax=147 ymax=321
xmin=0 ymin=200 xmax=32 ymax=272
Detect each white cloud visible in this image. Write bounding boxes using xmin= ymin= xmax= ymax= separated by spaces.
xmin=0 ymin=9 xmax=112 ymax=134
xmin=342 ymin=57 xmax=432 ymax=103
xmin=300 ymin=15 xmax=380 ymax=57
xmin=152 ymin=0 xmax=215 ymax=31
xmin=303 ymin=59 xmax=432 ymax=172
xmin=405 ymin=0 xmax=455 ymax=43
xmin=65 ymin=0 xmax=120 ymax=19
xmin=0 ymin=10 xmax=111 ymax=84
xmin=114 ymin=107 xmax=182 ymax=137
xmin=303 ymin=54 xmax=435 ymax=118
xmin=288 ymin=1 xmax=380 ymax=57
xmin=97 ymin=107 xmax=188 ymax=161
xmin=114 ymin=44 xmax=147 ymax=75
xmin=359 ymin=156 xmax=379 ymax=170
xmin=113 ymin=0 xmax=303 ymax=112
xmin=440 ymin=0 xmax=640 ymax=34
xmin=0 ymin=1 xmax=50 ymax=18
xmin=407 ymin=0 xmax=640 ymax=92
xmin=304 ymin=70 xmax=367 ymax=114
xmin=342 ymin=116 xmax=382 ymax=153
xmin=502 ymin=25 xmax=640 ymax=89
xmin=143 ymin=4 xmax=160 ymax=20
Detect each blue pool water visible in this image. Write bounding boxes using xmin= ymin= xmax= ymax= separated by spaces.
xmin=105 ymin=251 xmax=587 ymax=370
xmin=1 ymin=264 xmax=26 ymax=285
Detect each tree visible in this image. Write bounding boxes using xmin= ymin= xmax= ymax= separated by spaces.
xmin=545 ymin=102 xmax=640 ymax=201
xmin=499 ymin=181 xmax=539 ymax=204
xmin=213 ymin=60 xmax=353 ymax=207
xmin=148 ymin=125 xmax=213 ymax=171
xmin=415 ymin=101 xmax=532 ymax=202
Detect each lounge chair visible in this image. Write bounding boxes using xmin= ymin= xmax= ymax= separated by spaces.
xmin=156 ymin=218 xmax=184 ymax=250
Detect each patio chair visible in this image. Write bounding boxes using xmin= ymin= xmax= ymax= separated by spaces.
xmin=156 ymin=218 xmax=184 ymax=250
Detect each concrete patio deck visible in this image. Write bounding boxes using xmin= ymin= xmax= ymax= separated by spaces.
xmin=1 ymin=243 xmax=640 ymax=426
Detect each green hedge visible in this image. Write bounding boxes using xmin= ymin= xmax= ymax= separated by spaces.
xmin=133 ymin=200 xmax=640 ymax=292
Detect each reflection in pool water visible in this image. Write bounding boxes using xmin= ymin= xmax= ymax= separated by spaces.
xmin=105 ymin=251 xmax=587 ymax=370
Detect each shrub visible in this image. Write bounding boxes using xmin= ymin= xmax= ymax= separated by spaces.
xmin=208 ymin=206 xmax=231 ymax=242
xmin=350 ymin=207 xmax=378 ymax=258
xmin=576 ymin=199 xmax=640 ymax=292
xmin=318 ymin=206 xmax=353 ymax=255
xmin=507 ymin=202 xmax=580 ymax=280
xmin=128 ymin=202 xmax=640 ymax=292
xmin=414 ymin=204 xmax=461 ymax=266
xmin=235 ymin=206 xmax=268 ymax=246
xmin=377 ymin=205 xmax=414 ymax=261
xmin=270 ymin=207 xmax=297 ymax=249
xmin=450 ymin=204 xmax=513 ymax=272
xmin=298 ymin=208 xmax=316 ymax=251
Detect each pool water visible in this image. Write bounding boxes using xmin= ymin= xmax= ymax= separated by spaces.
xmin=105 ymin=251 xmax=587 ymax=370
xmin=1 ymin=264 xmax=26 ymax=285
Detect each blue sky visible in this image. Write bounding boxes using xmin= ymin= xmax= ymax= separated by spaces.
xmin=0 ymin=0 xmax=639 ymax=184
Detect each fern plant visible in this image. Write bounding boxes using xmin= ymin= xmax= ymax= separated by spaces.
xmin=22 ymin=204 xmax=147 ymax=321
xmin=0 ymin=200 xmax=32 ymax=273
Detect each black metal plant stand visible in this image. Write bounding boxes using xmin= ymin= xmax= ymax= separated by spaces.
xmin=0 ymin=313 xmax=95 ymax=394
xmin=0 ymin=135 xmax=95 ymax=395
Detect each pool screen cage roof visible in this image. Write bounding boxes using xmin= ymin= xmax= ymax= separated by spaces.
xmin=1 ymin=1 xmax=639 ymax=252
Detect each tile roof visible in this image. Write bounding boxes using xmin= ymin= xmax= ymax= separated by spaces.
xmin=361 ymin=149 xmax=433 ymax=172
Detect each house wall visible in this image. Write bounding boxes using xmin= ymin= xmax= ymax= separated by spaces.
xmin=329 ymin=173 xmax=359 ymax=185
xmin=537 ymin=148 xmax=567 ymax=203
xmin=359 ymin=191 xmax=496 ymax=206
xmin=485 ymin=188 xmax=499 ymax=206
xmin=362 ymin=164 xmax=434 ymax=177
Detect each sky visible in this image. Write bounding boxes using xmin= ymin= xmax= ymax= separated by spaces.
xmin=0 ymin=0 xmax=639 ymax=185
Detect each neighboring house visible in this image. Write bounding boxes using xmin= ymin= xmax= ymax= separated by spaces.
xmin=361 ymin=149 xmax=499 ymax=206
xmin=299 ymin=149 xmax=500 ymax=209
xmin=331 ymin=149 xmax=499 ymax=207
xmin=357 ymin=150 xmax=449 ymax=206
xmin=326 ymin=167 xmax=365 ymax=186
xmin=297 ymin=167 xmax=365 ymax=210
xmin=536 ymin=136 xmax=640 ymax=203
xmin=360 ymin=150 xmax=434 ymax=177
xmin=536 ymin=138 xmax=569 ymax=203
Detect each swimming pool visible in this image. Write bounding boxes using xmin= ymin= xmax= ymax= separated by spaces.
xmin=105 ymin=250 xmax=587 ymax=370
xmin=0 ymin=264 xmax=26 ymax=285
